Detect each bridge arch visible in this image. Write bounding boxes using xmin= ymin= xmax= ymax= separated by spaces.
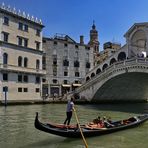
xmin=91 ymin=72 xmax=95 ymax=78
xmin=118 ymin=52 xmax=126 ymax=61
xmin=110 ymin=58 xmax=116 ymax=65
xmin=96 ymin=68 xmax=101 ymax=75
xmin=86 ymin=76 xmax=90 ymax=82
xmin=102 ymin=63 xmax=108 ymax=70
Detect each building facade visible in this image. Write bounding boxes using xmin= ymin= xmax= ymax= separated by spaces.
xmin=0 ymin=4 xmax=45 ymax=101
xmin=96 ymin=42 xmax=121 ymax=65
xmin=43 ymin=34 xmax=94 ymax=97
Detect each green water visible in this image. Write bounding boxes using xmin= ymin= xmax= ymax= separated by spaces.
xmin=0 ymin=103 xmax=148 ymax=148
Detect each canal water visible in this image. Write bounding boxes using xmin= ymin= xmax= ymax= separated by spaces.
xmin=0 ymin=103 xmax=148 ymax=148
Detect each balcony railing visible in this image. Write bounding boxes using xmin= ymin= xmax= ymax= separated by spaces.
xmin=0 ymin=64 xmax=46 ymax=75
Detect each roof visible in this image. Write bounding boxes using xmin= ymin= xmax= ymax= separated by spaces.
xmin=0 ymin=4 xmax=44 ymax=28
xmin=124 ymin=22 xmax=148 ymax=38
xmin=53 ymin=33 xmax=76 ymax=43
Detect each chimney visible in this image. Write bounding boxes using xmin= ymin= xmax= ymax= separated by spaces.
xmin=80 ymin=35 xmax=84 ymax=44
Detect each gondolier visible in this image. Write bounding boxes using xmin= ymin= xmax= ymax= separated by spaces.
xmin=64 ymin=97 xmax=75 ymax=125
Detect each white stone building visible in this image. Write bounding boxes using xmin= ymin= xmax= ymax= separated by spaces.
xmin=43 ymin=33 xmax=94 ymax=97
xmin=0 ymin=3 xmax=45 ymax=102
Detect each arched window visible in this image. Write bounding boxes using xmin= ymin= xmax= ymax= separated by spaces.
xmin=24 ymin=57 xmax=28 ymax=67
xmin=3 ymin=53 xmax=8 ymax=64
xmin=118 ymin=52 xmax=126 ymax=61
xmin=110 ymin=58 xmax=116 ymax=65
xmin=36 ymin=59 xmax=40 ymax=69
xmin=18 ymin=56 xmax=22 ymax=67
xmin=102 ymin=63 xmax=108 ymax=71
xmin=96 ymin=68 xmax=101 ymax=74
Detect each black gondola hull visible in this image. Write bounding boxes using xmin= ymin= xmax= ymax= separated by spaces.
xmin=34 ymin=113 xmax=148 ymax=138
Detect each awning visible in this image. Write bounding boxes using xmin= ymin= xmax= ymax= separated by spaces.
xmin=72 ymin=84 xmax=82 ymax=87
xmin=62 ymin=84 xmax=71 ymax=87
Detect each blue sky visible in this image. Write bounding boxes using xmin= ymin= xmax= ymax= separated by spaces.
xmin=1 ymin=0 xmax=148 ymax=50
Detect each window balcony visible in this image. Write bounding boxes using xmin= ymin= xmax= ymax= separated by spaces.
xmin=0 ymin=64 xmax=46 ymax=75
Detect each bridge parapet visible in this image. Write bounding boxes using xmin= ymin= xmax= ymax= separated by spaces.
xmin=73 ymin=58 xmax=148 ymax=101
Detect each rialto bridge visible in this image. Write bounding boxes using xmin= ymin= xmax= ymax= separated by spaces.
xmin=73 ymin=23 xmax=148 ymax=102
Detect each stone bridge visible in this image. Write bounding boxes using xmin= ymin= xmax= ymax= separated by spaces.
xmin=70 ymin=22 xmax=148 ymax=102
xmin=75 ymin=58 xmax=148 ymax=102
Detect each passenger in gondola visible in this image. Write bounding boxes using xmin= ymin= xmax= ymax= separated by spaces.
xmin=93 ymin=116 xmax=101 ymax=124
xmin=102 ymin=116 xmax=114 ymax=128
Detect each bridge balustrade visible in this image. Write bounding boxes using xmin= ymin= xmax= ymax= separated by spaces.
xmin=75 ymin=58 xmax=148 ymax=94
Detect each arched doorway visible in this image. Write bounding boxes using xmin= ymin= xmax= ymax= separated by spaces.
xmin=96 ymin=68 xmax=101 ymax=75
xmin=118 ymin=52 xmax=126 ymax=61
xmin=102 ymin=63 xmax=108 ymax=71
xmin=91 ymin=72 xmax=95 ymax=78
xmin=130 ymin=30 xmax=147 ymax=57
xmin=86 ymin=76 xmax=90 ymax=82
xmin=110 ymin=58 xmax=116 ymax=65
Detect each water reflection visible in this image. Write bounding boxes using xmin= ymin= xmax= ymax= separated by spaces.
xmin=81 ymin=103 xmax=148 ymax=114
xmin=0 ymin=103 xmax=148 ymax=148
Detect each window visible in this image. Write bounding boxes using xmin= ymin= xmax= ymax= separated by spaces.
xmin=24 ymin=24 xmax=28 ymax=32
xmin=75 ymin=72 xmax=79 ymax=77
xmin=53 ymin=79 xmax=57 ymax=84
xmin=36 ymin=76 xmax=40 ymax=83
xmin=18 ymin=56 xmax=22 ymax=66
xmin=36 ymin=60 xmax=40 ymax=69
xmin=53 ymin=60 xmax=57 ymax=65
xmin=75 ymin=45 xmax=79 ymax=49
xmin=36 ymin=88 xmax=40 ymax=92
xmin=3 ymin=17 xmax=9 ymax=25
xmin=18 ymin=22 xmax=28 ymax=31
xmin=3 ymin=73 xmax=8 ymax=81
xmin=85 ymin=46 xmax=90 ymax=50
xmin=64 ymin=80 xmax=67 ymax=84
xmin=42 ymin=56 xmax=46 ymax=70
xmin=18 ymin=75 xmax=22 ymax=82
xmin=35 ymin=41 xmax=40 ymax=50
xmin=24 ymin=39 xmax=28 ymax=47
xmin=63 ymin=59 xmax=69 ymax=66
xmin=3 ymin=86 xmax=8 ymax=92
xmin=23 ymin=75 xmax=28 ymax=83
xmin=64 ymin=43 xmax=68 ymax=47
xmin=18 ymin=22 xmax=23 ymax=30
xmin=64 ymin=71 xmax=68 ymax=76
xmin=86 ymin=62 xmax=90 ymax=68
xmin=24 ymin=88 xmax=28 ymax=92
xmin=18 ymin=37 xmax=28 ymax=47
xmin=24 ymin=57 xmax=28 ymax=67
xmin=3 ymin=53 xmax=8 ymax=64
xmin=75 ymin=80 xmax=79 ymax=84
xmin=36 ymin=29 xmax=41 ymax=36
xmin=18 ymin=87 xmax=22 ymax=92
xmin=2 ymin=32 xmax=9 ymax=42
xmin=42 ymin=78 xmax=46 ymax=82
xmin=74 ymin=61 xmax=80 ymax=67
xmin=54 ymin=41 xmax=57 ymax=45
xmin=18 ymin=37 xmax=23 ymax=46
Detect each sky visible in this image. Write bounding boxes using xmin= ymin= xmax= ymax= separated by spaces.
xmin=1 ymin=0 xmax=148 ymax=50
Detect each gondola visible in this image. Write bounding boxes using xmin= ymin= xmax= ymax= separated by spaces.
xmin=34 ymin=112 xmax=148 ymax=138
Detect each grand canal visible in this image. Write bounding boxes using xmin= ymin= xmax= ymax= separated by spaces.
xmin=0 ymin=103 xmax=148 ymax=148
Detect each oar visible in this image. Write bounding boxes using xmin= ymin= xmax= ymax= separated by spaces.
xmin=73 ymin=107 xmax=88 ymax=148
